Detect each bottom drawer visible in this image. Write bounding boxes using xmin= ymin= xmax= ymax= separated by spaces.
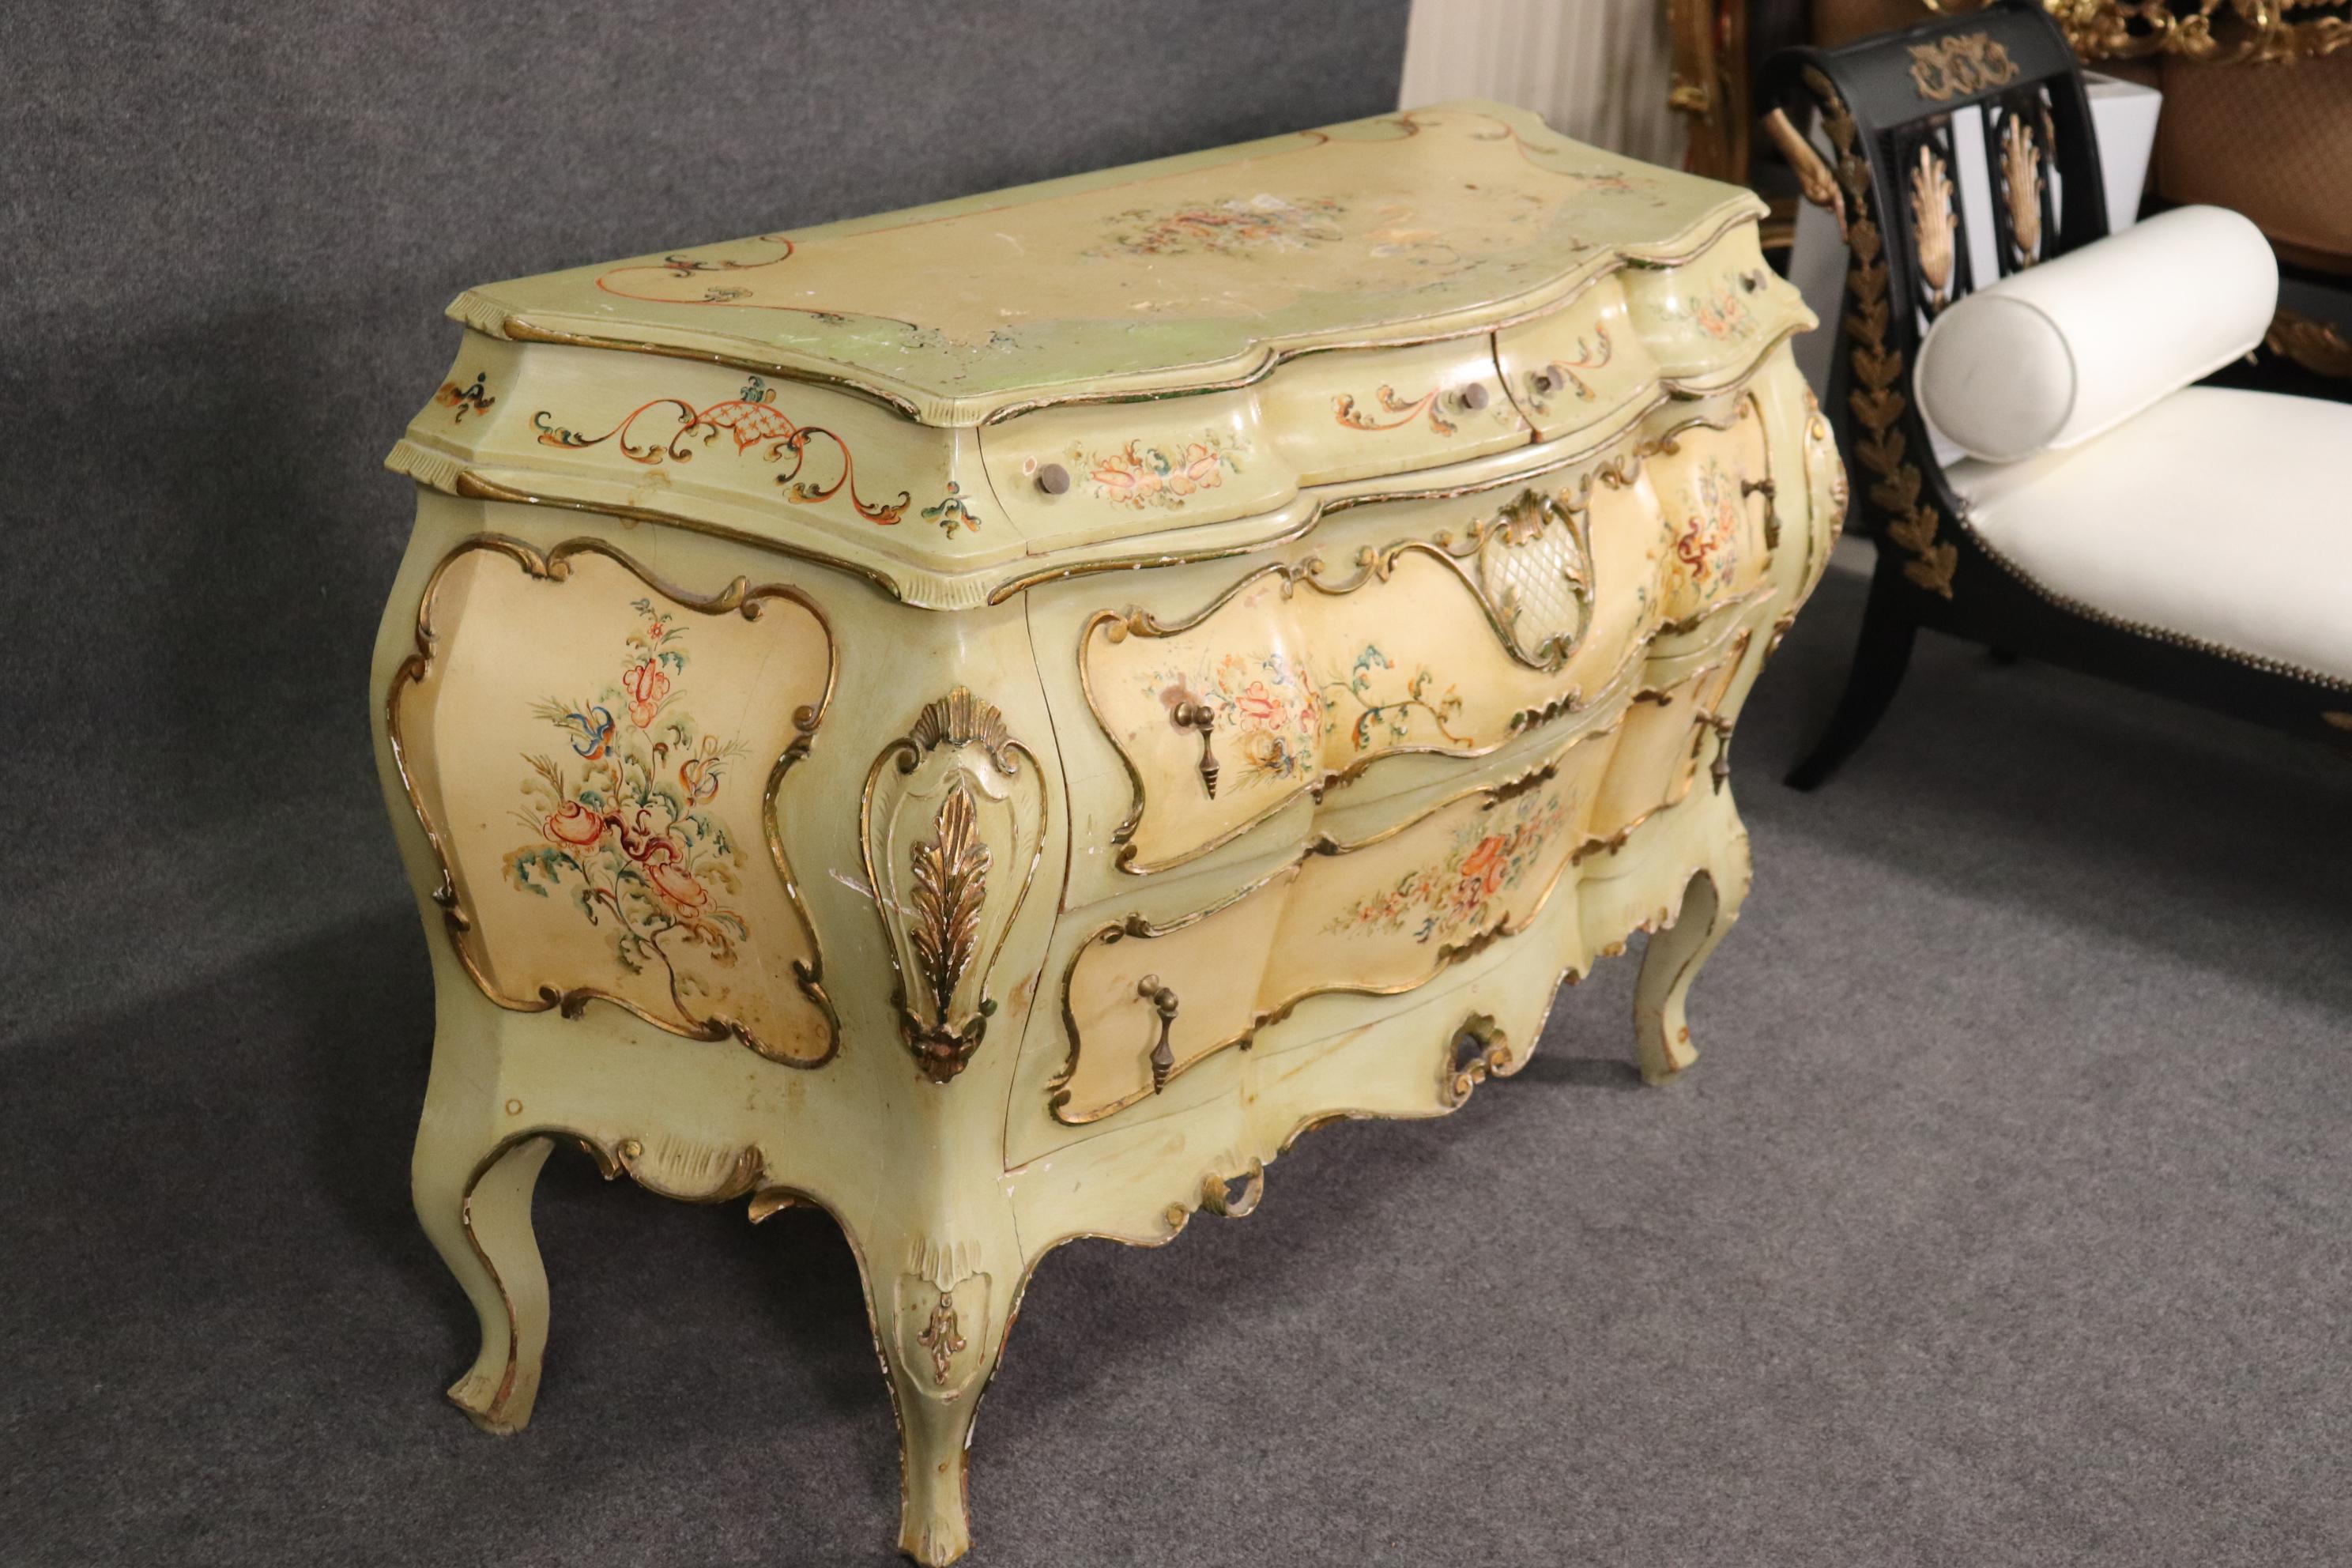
xmin=1048 ymin=619 xmax=1754 ymax=1129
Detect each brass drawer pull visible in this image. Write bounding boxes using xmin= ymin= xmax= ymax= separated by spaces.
xmin=1138 ymin=975 xmax=1180 ymax=1092
xmin=1168 ymin=698 xmax=1219 ymax=797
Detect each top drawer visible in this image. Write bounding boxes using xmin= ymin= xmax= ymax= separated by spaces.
xmin=974 ymin=337 xmax=1533 ymax=552
xmin=1617 ymin=222 xmax=1807 ymax=388
xmin=1496 ymin=222 xmax=1809 ymax=443
xmin=1065 ymin=476 xmax=1637 ymax=878
xmin=1262 ymin=335 xmax=1531 ymax=484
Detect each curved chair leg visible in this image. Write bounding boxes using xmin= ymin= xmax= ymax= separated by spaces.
xmin=1634 ymin=868 xmax=1742 ymax=1085
xmin=413 ymin=1101 xmax=556 ymax=1434
xmin=1785 ymin=565 xmax=1920 ymax=790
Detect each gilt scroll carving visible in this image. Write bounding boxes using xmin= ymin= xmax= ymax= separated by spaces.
xmin=2042 ymin=0 xmax=2350 ymax=65
xmin=1906 ymin=32 xmax=2020 ymax=100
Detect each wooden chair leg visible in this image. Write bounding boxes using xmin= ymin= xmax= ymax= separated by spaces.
xmin=1785 ymin=565 xmax=1920 ymax=790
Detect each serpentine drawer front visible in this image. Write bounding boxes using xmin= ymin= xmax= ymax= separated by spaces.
xmin=373 ymin=101 xmax=1841 ymax=1568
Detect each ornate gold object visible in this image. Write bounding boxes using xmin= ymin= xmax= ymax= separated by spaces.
xmin=918 ymin=1293 xmax=967 ymax=1386
xmin=1480 ymin=488 xmax=1596 ymax=661
xmin=1763 ymin=108 xmax=1848 ymax=241
xmin=2264 ymin=307 xmax=2352 ymax=377
xmin=1996 ymin=114 xmax=2047 ymax=266
xmin=861 ymin=687 xmax=1047 ymax=1084
xmin=1907 ymin=30 xmax=2022 ymax=98
xmin=1441 ymin=1015 xmax=1521 ymax=1108
xmin=1197 ymin=1161 xmax=1265 ymax=1219
xmin=2038 ymin=0 xmax=2350 ymax=63
xmin=1911 ymin=145 xmax=1959 ymax=310
xmin=906 ymin=782 xmax=992 ymax=1079
xmin=907 ymin=684 xmax=1020 ymax=768
xmin=1808 ymin=68 xmax=1959 ymax=597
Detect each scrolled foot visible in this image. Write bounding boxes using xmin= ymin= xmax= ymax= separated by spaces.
xmin=895 ymin=1337 xmax=987 ymax=1566
xmin=900 ymin=1476 xmax=974 ymax=1568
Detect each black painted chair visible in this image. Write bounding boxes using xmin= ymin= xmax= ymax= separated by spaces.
xmin=1762 ymin=0 xmax=2352 ymax=787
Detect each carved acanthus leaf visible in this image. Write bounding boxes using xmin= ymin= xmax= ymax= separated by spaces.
xmin=907 ymin=781 xmax=990 ymax=1021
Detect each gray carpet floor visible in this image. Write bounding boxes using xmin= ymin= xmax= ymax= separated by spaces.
xmin=5 ymin=560 xmax=2348 ymax=1567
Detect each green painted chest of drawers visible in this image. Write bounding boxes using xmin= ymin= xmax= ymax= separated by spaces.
xmin=373 ymin=100 xmax=1841 ymax=1564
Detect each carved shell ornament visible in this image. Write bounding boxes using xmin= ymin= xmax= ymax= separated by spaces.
xmin=1910 ymin=145 xmax=1958 ymax=311
xmin=1999 ymin=115 xmax=2045 ymax=265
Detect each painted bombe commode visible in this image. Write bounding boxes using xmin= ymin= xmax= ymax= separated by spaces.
xmin=372 ymin=101 xmax=1842 ymax=1566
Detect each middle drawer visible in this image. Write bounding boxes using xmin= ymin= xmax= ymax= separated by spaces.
xmin=1024 ymin=392 xmax=1773 ymax=896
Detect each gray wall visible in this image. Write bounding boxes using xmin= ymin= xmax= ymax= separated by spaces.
xmin=0 ymin=1 xmax=1411 ymax=1036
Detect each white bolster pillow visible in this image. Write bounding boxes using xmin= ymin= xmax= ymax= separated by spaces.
xmin=1913 ymin=205 xmax=2277 ymax=464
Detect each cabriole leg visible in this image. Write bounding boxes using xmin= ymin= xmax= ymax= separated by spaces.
xmin=1634 ymin=867 xmax=1741 ymax=1085
xmin=850 ymin=1209 xmax=1023 ymax=1567
xmin=412 ymin=1089 xmax=555 ymax=1434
